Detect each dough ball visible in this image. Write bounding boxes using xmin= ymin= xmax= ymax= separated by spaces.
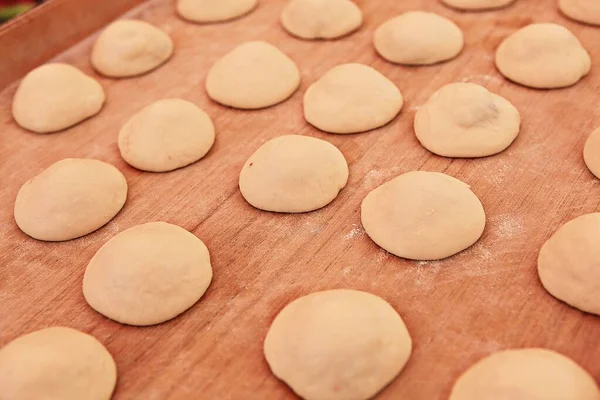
xmin=264 ymin=289 xmax=412 ymax=400
xmin=449 ymin=348 xmax=600 ymax=400
xmin=414 ymin=82 xmax=521 ymax=158
xmin=538 ymin=213 xmax=600 ymax=315
xmin=0 ymin=327 xmax=117 ymax=400
xmin=91 ymin=19 xmax=173 ymax=78
xmin=361 ymin=171 xmax=485 ymax=260
xmin=442 ymin=0 xmax=515 ymax=11
xmin=177 ymin=0 xmax=257 ymax=23
xmin=239 ymin=135 xmax=348 ymax=213
xmin=559 ymin=0 xmax=600 ymax=26
xmin=584 ymin=127 xmax=600 ymax=179
xmin=206 ymin=41 xmax=300 ymax=109
xmin=83 ymin=222 xmax=213 ymax=326
xmin=118 ymin=99 xmax=215 ymax=172
xmin=303 ymin=63 xmax=403 ymax=134
xmin=374 ymin=12 xmax=463 ymax=65
xmin=281 ymin=0 xmax=363 ymax=40
xmin=495 ymin=23 xmax=591 ymax=89
xmin=14 ymin=158 xmax=127 ymax=241
xmin=12 ymin=63 xmax=105 ymax=133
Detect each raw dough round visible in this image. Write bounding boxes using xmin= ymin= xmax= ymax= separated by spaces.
xmin=559 ymin=0 xmax=600 ymax=25
xmin=374 ymin=11 xmax=463 ymax=65
xmin=442 ymin=0 xmax=515 ymax=11
xmin=264 ymin=289 xmax=412 ymax=400
xmin=12 ymin=63 xmax=105 ymax=133
xmin=177 ymin=0 xmax=257 ymax=23
xmin=303 ymin=63 xmax=403 ymax=134
xmin=361 ymin=171 xmax=485 ymax=260
xmin=91 ymin=19 xmax=173 ymax=78
xmin=538 ymin=213 xmax=600 ymax=315
xmin=239 ymin=135 xmax=348 ymax=213
xmin=118 ymin=99 xmax=215 ymax=172
xmin=14 ymin=158 xmax=127 ymax=241
xmin=584 ymin=127 xmax=600 ymax=179
xmin=0 ymin=327 xmax=117 ymax=400
xmin=206 ymin=41 xmax=300 ymax=109
xmin=495 ymin=23 xmax=591 ymax=89
xmin=414 ymin=82 xmax=521 ymax=157
xmin=83 ymin=222 xmax=213 ymax=326
xmin=281 ymin=0 xmax=363 ymax=40
xmin=449 ymin=348 xmax=600 ymax=400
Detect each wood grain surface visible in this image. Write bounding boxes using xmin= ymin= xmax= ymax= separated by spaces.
xmin=1 ymin=0 xmax=599 ymax=399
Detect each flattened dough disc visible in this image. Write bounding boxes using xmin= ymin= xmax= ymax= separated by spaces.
xmin=177 ymin=0 xmax=258 ymax=23
xmin=281 ymin=0 xmax=363 ymax=40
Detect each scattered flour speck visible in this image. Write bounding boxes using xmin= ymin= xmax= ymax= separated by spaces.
xmin=343 ymin=224 xmax=365 ymax=240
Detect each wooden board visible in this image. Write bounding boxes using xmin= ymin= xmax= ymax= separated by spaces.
xmin=1 ymin=0 xmax=599 ymax=398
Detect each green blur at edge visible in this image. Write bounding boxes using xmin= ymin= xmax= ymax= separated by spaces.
xmin=0 ymin=4 xmax=35 ymax=22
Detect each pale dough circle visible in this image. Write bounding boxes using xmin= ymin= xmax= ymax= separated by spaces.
xmin=0 ymin=327 xmax=117 ymax=400
xmin=449 ymin=348 xmax=600 ymax=400
xmin=303 ymin=63 xmax=403 ymax=134
xmin=495 ymin=23 xmax=591 ymax=89
xmin=414 ymin=82 xmax=521 ymax=158
xmin=281 ymin=0 xmax=363 ymax=40
xmin=538 ymin=213 xmax=600 ymax=315
xmin=118 ymin=99 xmax=215 ymax=172
xmin=584 ymin=127 xmax=600 ymax=179
xmin=206 ymin=41 xmax=300 ymax=109
xmin=91 ymin=19 xmax=173 ymax=78
xmin=14 ymin=158 xmax=127 ymax=241
xmin=559 ymin=0 xmax=600 ymax=25
xmin=83 ymin=222 xmax=213 ymax=326
xmin=12 ymin=63 xmax=105 ymax=133
xmin=442 ymin=0 xmax=515 ymax=11
xmin=239 ymin=135 xmax=348 ymax=213
xmin=361 ymin=171 xmax=485 ymax=260
xmin=264 ymin=289 xmax=412 ymax=400
xmin=176 ymin=0 xmax=257 ymax=23
xmin=374 ymin=11 xmax=463 ymax=65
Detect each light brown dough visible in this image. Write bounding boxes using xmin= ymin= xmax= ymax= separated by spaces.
xmin=361 ymin=171 xmax=485 ymax=260
xmin=538 ymin=213 xmax=600 ymax=315
xmin=559 ymin=0 xmax=600 ymax=25
xmin=495 ymin=23 xmax=591 ymax=89
xmin=206 ymin=41 xmax=300 ymax=109
xmin=449 ymin=348 xmax=600 ymax=400
xmin=281 ymin=0 xmax=363 ymax=40
xmin=584 ymin=127 xmax=600 ymax=179
xmin=414 ymin=82 xmax=521 ymax=157
xmin=0 ymin=327 xmax=117 ymax=400
xmin=239 ymin=135 xmax=348 ymax=212
xmin=14 ymin=158 xmax=127 ymax=241
xmin=264 ymin=289 xmax=412 ymax=400
xmin=176 ymin=0 xmax=257 ymax=23
xmin=83 ymin=222 xmax=213 ymax=326
xmin=442 ymin=0 xmax=515 ymax=11
xmin=12 ymin=63 xmax=105 ymax=133
xmin=118 ymin=99 xmax=215 ymax=172
xmin=374 ymin=11 xmax=463 ymax=65
xmin=91 ymin=19 xmax=173 ymax=78
xmin=303 ymin=63 xmax=403 ymax=134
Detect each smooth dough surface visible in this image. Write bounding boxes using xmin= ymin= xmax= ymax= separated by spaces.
xmin=12 ymin=63 xmax=105 ymax=133
xmin=83 ymin=222 xmax=213 ymax=326
xmin=14 ymin=158 xmax=127 ymax=241
xmin=239 ymin=135 xmax=348 ymax=212
xmin=559 ymin=0 xmax=600 ymax=25
xmin=414 ymin=82 xmax=521 ymax=157
xmin=206 ymin=41 xmax=300 ymax=109
xmin=177 ymin=0 xmax=257 ymax=22
xmin=442 ymin=0 xmax=515 ymax=11
xmin=361 ymin=171 xmax=485 ymax=260
xmin=303 ymin=63 xmax=403 ymax=134
xmin=281 ymin=0 xmax=363 ymax=40
xmin=374 ymin=11 xmax=463 ymax=65
xmin=0 ymin=327 xmax=117 ymax=400
xmin=538 ymin=213 xmax=600 ymax=315
xmin=495 ymin=23 xmax=591 ymax=89
xmin=91 ymin=19 xmax=173 ymax=78
xmin=118 ymin=99 xmax=215 ymax=172
xmin=449 ymin=348 xmax=600 ymax=400
xmin=264 ymin=289 xmax=412 ymax=400
xmin=584 ymin=127 xmax=600 ymax=179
